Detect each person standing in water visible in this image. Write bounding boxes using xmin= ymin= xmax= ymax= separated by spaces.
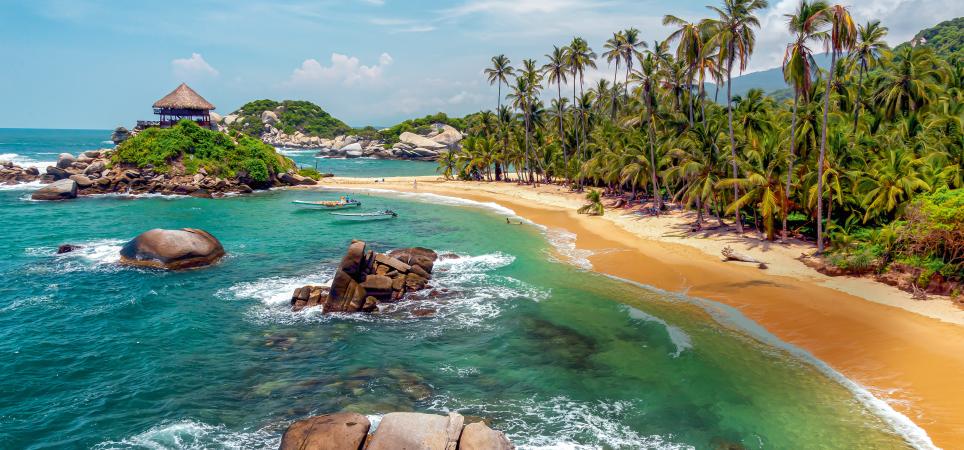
xmin=413 ymin=179 xmax=418 ymax=191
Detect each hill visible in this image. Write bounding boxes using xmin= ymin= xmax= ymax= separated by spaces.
xmin=225 ymin=100 xmax=352 ymax=139
xmin=708 ymin=54 xmax=831 ymax=101
xmin=893 ymin=17 xmax=964 ymax=62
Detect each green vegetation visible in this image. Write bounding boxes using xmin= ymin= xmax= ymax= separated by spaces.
xmin=447 ymin=3 xmax=962 ymax=284
xmin=375 ymin=112 xmax=471 ymax=144
xmin=113 ymin=120 xmax=294 ymax=183
xmin=228 ymin=99 xmax=352 ymax=138
xmin=297 ymin=167 xmax=325 ymax=180
xmin=894 ymin=17 xmax=964 ymax=64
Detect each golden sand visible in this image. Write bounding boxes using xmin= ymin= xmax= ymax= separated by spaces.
xmin=311 ymin=176 xmax=964 ymax=448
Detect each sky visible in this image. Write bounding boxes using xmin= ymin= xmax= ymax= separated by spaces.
xmin=1 ymin=0 xmax=961 ymax=129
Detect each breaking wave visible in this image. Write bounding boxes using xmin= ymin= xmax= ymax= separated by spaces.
xmin=93 ymin=419 xmax=278 ymax=450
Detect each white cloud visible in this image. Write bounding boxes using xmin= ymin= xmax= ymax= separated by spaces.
xmin=361 ymin=0 xmax=385 ymax=5
xmin=171 ymin=53 xmax=219 ymax=80
xmin=285 ymin=52 xmax=393 ymax=87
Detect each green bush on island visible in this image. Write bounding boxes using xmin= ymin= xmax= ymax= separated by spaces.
xmin=297 ymin=167 xmax=324 ymax=180
xmin=376 ymin=112 xmax=469 ymax=144
xmin=112 ymin=120 xmax=294 ymax=182
xmin=228 ymin=99 xmax=352 ymax=138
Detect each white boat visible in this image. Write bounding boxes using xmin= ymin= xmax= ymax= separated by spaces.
xmin=330 ymin=210 xmax=398 ymax=221
xmin=291 ymin=198 xmax=361 ymax=210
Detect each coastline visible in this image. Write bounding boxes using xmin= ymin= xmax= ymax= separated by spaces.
xmin=311 ymin=175 xmax=964 ymax=449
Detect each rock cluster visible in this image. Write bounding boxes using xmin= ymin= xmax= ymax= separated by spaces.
xmin=119 ymin=228 xmax=225 ymax=270
xmin=0 ymin=160 xmax=41 ymax=185
xmin=24 ymin=150 xmax=316 ymax=200
xmin=280 ymin=411 xmax=513 ymax=450
xmin=215 ymin=110 xmax=464 ymax=161
xmin=291 ymin=240 xmax=438 ymax=313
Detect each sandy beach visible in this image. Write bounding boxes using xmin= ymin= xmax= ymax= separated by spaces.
xmin=313 ymin=175 xmax=964 ymax=449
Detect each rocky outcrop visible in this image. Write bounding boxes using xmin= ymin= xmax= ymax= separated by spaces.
xmin=279 ymin=412 xmax=370 ymax=450
xmin=290 ymin=240 xmax=437 ymax=313
xmin=280 ymin=412 xmax=514 ymax=450
xmin=221 ymin=110 xmax=462 ymax=161
xmin=118 ymin=228 xmax=225 ymax=270
xmin=31 ymin=179 xmax=77 ymax=201
xmin=0 ymin=160 xmax=41 ymax=185
xmin=399 ymin=132 xmax=447 ymax=151
xmin=25 ymin=150 xmax=314 ymax=199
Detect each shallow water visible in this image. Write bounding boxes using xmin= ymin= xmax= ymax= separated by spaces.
xmin=0 ymin=130 xmax=919 ymax=449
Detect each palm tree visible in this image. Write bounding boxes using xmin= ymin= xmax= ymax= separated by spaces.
xmin=630 ymin=52 xmax=664 ymax=213
xmin=875 ymin=46 xmax=947 ymax=119
xmin=603 ymin=32 xmax=625 ymax=120
xmin=706 ymin=0 xmax=769 ymax=233
xmin=565 ymin=37 xmax=598 ymax=175
xmin=781 ymin=0 xmax=827 ymax=241
xmin=664 ymin=15 xmax=705 ymax=126
xmin=849 ymin=20 xmax=889 ymax=132
xmin=620 ymin=28 xmax=646 ymax=98
xmin=543 ymin=46 xmax=570 ymax=179
xmin=484 ymin=55 xmax=515 ymax=118
xmin=815 ymin=4 xmax=856 ymax=252
xmin=578 ymin=189 xmax=605 ymax=215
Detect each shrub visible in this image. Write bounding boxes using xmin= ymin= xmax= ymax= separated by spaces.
xmin=297 ymin=167 xmax=323 ymax=180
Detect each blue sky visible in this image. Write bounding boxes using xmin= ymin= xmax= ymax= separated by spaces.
xmin=1 ymin=0 xmax=960 ymax=129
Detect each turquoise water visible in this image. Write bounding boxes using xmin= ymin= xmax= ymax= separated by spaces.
xmin=0 ymin=129 xmax=439 ymax=179
xmin=0 ymin=131 xmax=924 ymax=449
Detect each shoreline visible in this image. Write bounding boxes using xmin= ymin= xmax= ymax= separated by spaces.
xmin=312 ymin=176 xmax=964 ymax=449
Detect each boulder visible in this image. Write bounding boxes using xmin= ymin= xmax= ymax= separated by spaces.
xmin=459 ymin=422 xmax=514 ymax=450
xmin=399 ymin=132 xmax=447 ymax=150
xmin=411 ymin=148 xmax=440 ymax=158
xmin=31 ymin=179 xmax=77 ymax=201
xmin=366 ymin=412 xmax=464 ymax=450
xmin=209 ymin=112 xmax=223 ymax=124
xmin=84 ymin=160 xmax=106 ymax=175
xmin=57 ymin=244 xmax=82 ymax=254
xmin=56 ymin=153 xmax=76 ymax=169
xmin=118 ymin=228 xmax=225 ymax=270
xmin=45 ymin=165 xmax=69 ymax=180
xmin=261 ymin=110 xmax=279 ymax=125
xmin=345 ymin=150 xmax=364 ymax=158
xmin=280 ymin=412 xmax=370 ymax=450
xmin=431 ymin=125 xmax=463 ymax=146
xmin=341 ymin=142 xmax=363 ymax=152
xmin=111 ymin=127 xmax=130 ymax=144
xmin=68 ymin=174 xmax=93 ymax=188
xmin=83 ymin=150 xmax=102 ymax=158
xmin=389 ymin=247 xmax=438 ymax=273
xmin=223 ymin=114 xmax=239 ymax=125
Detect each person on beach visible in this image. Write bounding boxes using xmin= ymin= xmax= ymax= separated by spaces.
xmin=413 ymin=179 xmax=418 ymax=190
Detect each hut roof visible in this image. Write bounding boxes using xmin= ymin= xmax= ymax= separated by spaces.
xmin=153 ymin=83 xmax=215 ymax=110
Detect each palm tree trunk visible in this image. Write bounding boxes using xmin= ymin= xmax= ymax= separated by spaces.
xmin=726 ymin=53 xmax=743 ymax=233
xmin=645 ymin=87 xmax=661 ymax=216
xmin=687 ymin=73 xmax=695 ymax=127
xmin=852 ymin=60 xmax=866 ymax=133
xmin=695 ymin=194 xmax=704 ymax=230
xmin=557 ymin=81 xmax=567 ymax=182
xmin=611 ymin=62 xmax=619 ymax=120
xmin=783 ymin=89 xmax=799 ymax=242
xmin=572 ymin=73 xmax=580 ymax=187
xmin=817 ymin=51 xmax=837 ymax=253
xmin=524 ymin=108 xmax=533 ymax=184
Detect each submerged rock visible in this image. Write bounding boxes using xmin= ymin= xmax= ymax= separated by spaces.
xmin=56 ymin=244 xmax=82 ymax=254
xmin=280 ymin=412 xmax=370 ymax=450
xmin=31 ymin=179 xmax=77 ymax=201
xmin=118 ymin=228 xmax=225 ymax=270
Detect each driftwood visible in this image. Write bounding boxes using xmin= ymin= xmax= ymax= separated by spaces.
xmin=721 ymin=246 xmax=768 ymax=269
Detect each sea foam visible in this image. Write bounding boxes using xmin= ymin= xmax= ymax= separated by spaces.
xmin=93 ymin=419 xmax=278 ymax=450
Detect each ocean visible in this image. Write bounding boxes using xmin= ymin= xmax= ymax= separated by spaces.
xmin=0 ymin=129 xmax=923 ymax=449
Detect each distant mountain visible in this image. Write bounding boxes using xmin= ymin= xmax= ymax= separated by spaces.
xmin=708 ymin=54 xmax=831 ymax=102
xmin=893 ymin=17 xmax=964 ymax=62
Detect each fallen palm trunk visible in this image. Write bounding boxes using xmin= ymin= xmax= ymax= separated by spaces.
xmin=721 ymin=246 xmax=767 ymax=269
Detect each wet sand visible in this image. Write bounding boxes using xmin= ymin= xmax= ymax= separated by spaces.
xmin=311 ymin=176 xmax=964 ymax=449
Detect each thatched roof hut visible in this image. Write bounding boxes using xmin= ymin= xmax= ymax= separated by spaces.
xmin=153 ymin=83 xmax=215 ymax=111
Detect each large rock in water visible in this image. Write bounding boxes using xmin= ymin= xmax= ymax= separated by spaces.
xmin=431 ymin=125 xmax=464 ymax=146
xmin=459 ymin=422 xmax=514 ymax=450
xmin=31 ymin=179 xmax=77 ymax=201
xmin=279 ymin=412 xmax=370 ymax=450
xmin=119 ymin=228 xmax=225 ymax=270
xmin=399 ymin=132 xmax=447 ymax=150
xmin=291 ymin=241 xmax=437 ymax=313
xmin=366 ymin=412 xmax=464 ymax=450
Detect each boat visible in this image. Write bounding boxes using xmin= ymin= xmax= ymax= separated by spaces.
xmin=330 ymin=210 xmax=398 ymax=221
xmin=291 ymin=196 xmax=361 ymax=210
